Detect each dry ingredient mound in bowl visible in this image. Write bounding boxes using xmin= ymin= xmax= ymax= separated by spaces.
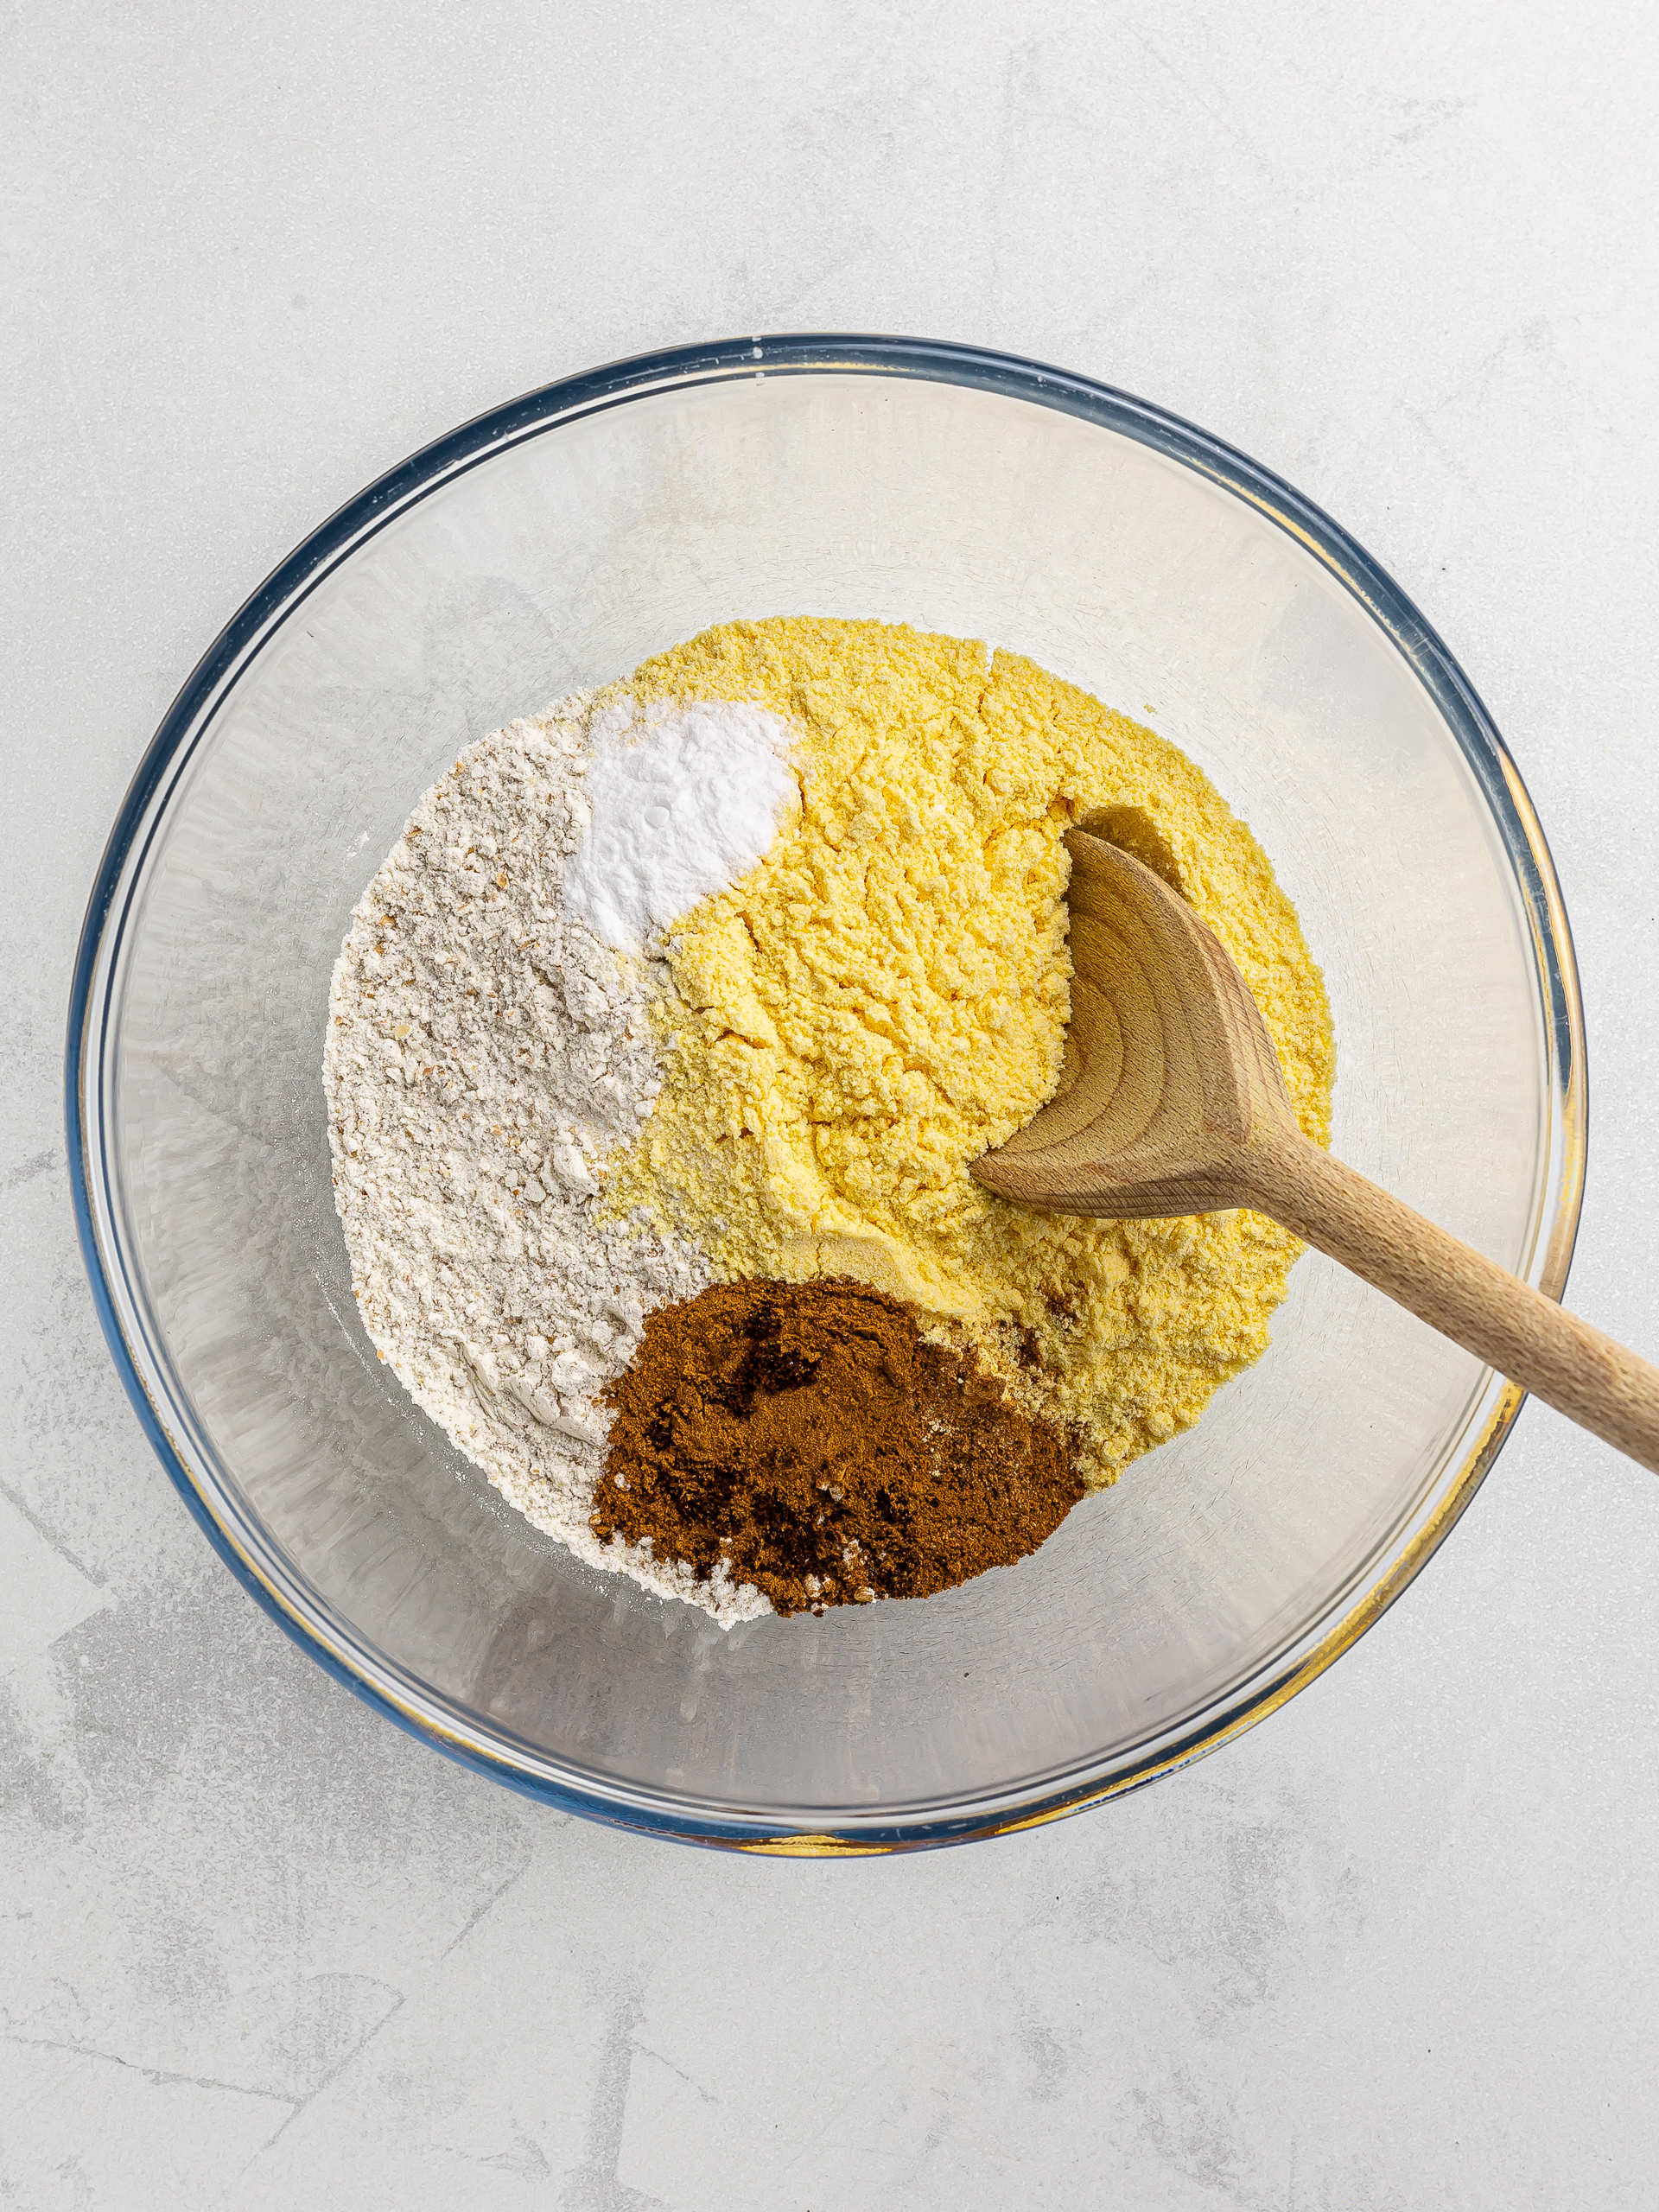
xmin=326 ymin=618 xmax=1334 ymax=1626
xmin=594 ymin=1279 xmax=1084 ymax=1617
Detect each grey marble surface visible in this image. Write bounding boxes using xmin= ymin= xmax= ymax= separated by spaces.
xmin=4 ymin=3 xmax=1657 ymax=2205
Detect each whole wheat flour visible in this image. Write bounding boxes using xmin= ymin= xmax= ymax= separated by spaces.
xmin=324 ymin=692 xmax=770 ymax=1624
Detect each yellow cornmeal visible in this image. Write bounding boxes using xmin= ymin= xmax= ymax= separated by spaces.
xmin=609 ymin=617 xmax=1334 ymax=1484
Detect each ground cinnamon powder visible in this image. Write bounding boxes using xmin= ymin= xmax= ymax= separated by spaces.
xmin=592 ymin=1279 xmax=1083 ymax=1615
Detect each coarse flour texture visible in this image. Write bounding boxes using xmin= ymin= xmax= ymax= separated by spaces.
xmin=325 ymin=694 xmax=771 ymax=1624
xmin=328 ymin=622 xmax=1334 ymax=1621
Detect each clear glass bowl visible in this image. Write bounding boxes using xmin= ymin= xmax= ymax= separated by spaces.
xmin=68 ymin=338 xmax=1583 ymax=1851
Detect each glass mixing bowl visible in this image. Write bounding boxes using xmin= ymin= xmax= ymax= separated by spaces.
xmin=68 ymin=337 xmax=1583 ymax=1851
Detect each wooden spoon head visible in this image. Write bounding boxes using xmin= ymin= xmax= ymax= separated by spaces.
xmin=971 ymin=830 xmax=1298 ymax=1217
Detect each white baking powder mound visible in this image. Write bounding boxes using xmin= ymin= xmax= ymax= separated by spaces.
xmin=561 ymin=698 xmax=799 ymax=950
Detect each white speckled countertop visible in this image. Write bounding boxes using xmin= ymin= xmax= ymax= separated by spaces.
xmin=4 ymin=4 xmax=1657 ymax=2204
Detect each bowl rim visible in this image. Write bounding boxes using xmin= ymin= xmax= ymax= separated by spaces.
xmin=66 ymin=333 xmax=1586 ymax=1853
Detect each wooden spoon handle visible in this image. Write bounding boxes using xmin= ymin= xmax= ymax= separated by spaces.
xmin=1247 ymin=1134 xmax=1659 ymax=1472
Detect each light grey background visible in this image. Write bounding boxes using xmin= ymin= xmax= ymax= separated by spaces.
xmin=4 ymin=3 xmax=1656 ymax=2205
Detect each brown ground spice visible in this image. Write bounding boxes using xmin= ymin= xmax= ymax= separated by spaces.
xmin=592 ymin=1279 xmax=1084 ymax=1616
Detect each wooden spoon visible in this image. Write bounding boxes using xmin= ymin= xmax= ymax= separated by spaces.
xmin=972 ymin=829 xmax=1659 ymax=1472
